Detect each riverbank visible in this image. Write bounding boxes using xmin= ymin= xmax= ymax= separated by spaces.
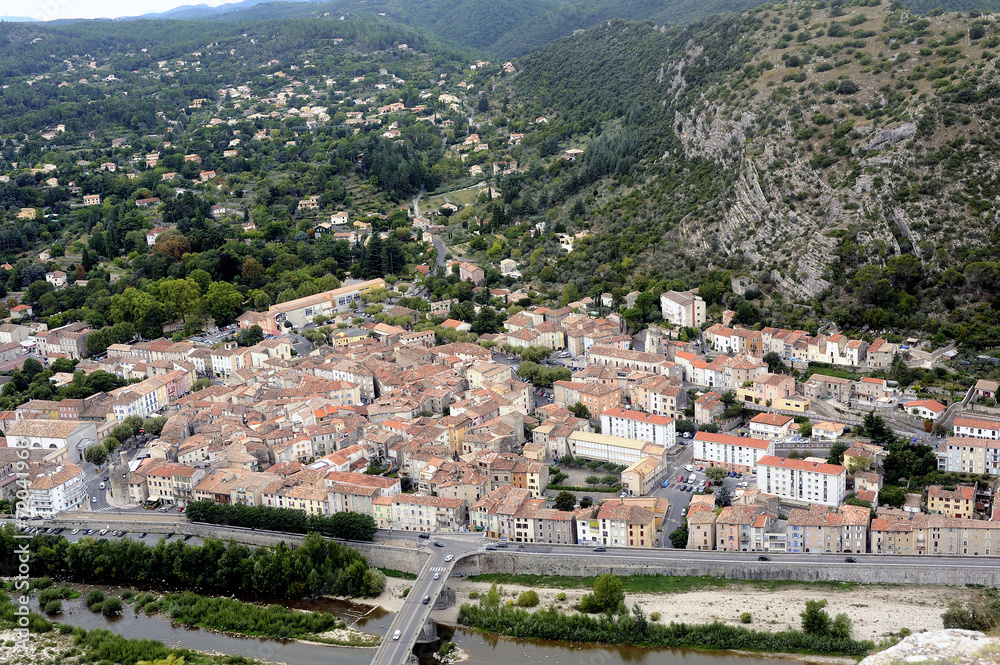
xmin=431 ymin=576 xmax=975 ymax=643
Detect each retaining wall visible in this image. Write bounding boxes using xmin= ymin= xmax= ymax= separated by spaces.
xmin=452 ymin=551 xmax=1000 ymax=586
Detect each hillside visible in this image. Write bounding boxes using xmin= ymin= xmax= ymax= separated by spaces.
xmin=493 ymin=1 xmax=1000 ymax=346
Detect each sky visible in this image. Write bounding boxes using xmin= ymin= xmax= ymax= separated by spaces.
xmin=16 ymin=0 xmax=233 ymax=21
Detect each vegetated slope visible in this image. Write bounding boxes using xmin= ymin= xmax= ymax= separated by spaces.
xmin=502 ymin=1 xmax=1000 ymax=345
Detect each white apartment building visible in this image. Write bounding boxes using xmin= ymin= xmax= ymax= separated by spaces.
xmin=757 ymin=455 xmax=847 ymax=507
xmin=692 ymin=431 xmax=774 ymax=473
xmin=952 ymin=416 xmax=1000 ymax=440
xmin=600 ymin=408 xmax=675 ymax=448
xmin=660 ymin=290 xmax=706 ymax=328
xmin=942 ymin=437 xmax=1000 ymax=475
xmin=27 ymin=462 xmax=87 ymax=517
xmin=373 ymin=493 xmax=468 ymax=532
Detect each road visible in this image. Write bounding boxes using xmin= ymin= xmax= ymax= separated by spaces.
xmin=412 ymin=188 xmax=446 ymax=270
xmin=369 ymin=535 xmax=464 ymax=665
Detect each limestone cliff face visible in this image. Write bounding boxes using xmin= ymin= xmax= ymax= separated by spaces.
xmin=860 ymin=629 xmax=1000 ymax=665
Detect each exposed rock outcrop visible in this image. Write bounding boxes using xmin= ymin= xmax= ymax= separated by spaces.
xmin=860 ymin=629 xmax=1000 ymax=665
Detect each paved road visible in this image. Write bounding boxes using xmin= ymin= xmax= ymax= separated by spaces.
xmin=412 ymin=188 xmax=446 ymax=270
xmin=370 ymin=535 xmax=465 ymax=665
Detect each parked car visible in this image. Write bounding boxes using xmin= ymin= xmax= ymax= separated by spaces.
xmin=661 ymin=480 xmax=670 ymax=488
xmin=71 ymin=528 xmax=79 ymax=535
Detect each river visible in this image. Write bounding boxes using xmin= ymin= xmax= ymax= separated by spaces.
xmin=53 ymin=596 xmax=820 ymax=665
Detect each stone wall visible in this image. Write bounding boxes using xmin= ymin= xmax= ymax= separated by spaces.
xmin=452 ymin=551 xmax=1000 ymax=586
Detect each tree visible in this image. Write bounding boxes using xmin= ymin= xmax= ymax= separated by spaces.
xmin=705 ymin=467 xmax=727 ymax=482
xmin=830 ymin=613 xmax=853 ymax=639
xmin=763 ymin=351 xmax=786 ymax=374
xmin=800 ymin=599 xmax=831 ymax=635
xmin=675 ymin=420 xmax=696 ymax=434
xmin=103 ymin=437 xmax=122 ymax=454
xmin=878 ymin=485 xmax=906 ymax=508
xmin=204 ymin=281 xmax=244 ymax=324
xmin=84 ymin=445 xmax=108 ymax=467
xmin=715 ymin=485 xmax=732 ymax=507
xmin=554 ymin=491 xmax=576 ymax=512
xmin=860 ymin=412 xmax=897 ymax=446
xmin=591 ymin=573 xmax=625 ymax=613
xmin=669 ymin=522 xmax=688 ymax=548
xmin=827 ymin=442 xmax=849 ymax=465
xmin=142 ymin=416 xmax=168 ymax=437
xmin=237 ymin=325 xmax=264 ymax=347
xmin=110 ymin=287 xmax=157 ymax=326
xmin=471 ymin=306 xmax=501 ymax=334
xmin=568 ymin=402 xmax=591 ymax=420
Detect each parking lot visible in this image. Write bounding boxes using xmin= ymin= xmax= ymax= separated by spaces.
xmin=15 ymin=524 xmax=205 ymax=547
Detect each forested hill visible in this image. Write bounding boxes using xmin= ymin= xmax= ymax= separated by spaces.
xmin=495 ymin=1 xmax=1000 ymax=347
xmin=98 ymin=0 xmax=1000 ymax=57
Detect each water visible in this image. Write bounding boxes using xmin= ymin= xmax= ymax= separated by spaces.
xmin=54 ymin=596 xmax=818 ymax=665
xmin=54 ymin=597 xmax=382 ymax=665
xmin=446 ymin=627 xmax=809 ymax=665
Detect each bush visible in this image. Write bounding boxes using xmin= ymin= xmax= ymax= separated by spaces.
xmin=518 ymin=591 xmax=540 ymax=607
xmin=468 ymin=591 xmax=479 ymax=599
xmin=37 ymin=587 xmax=63 ymax=605
xmin=121 ymin=590 xmax=134 ymax=602
xmin=43 ymin=600 xmax=62 ymax=616
xmin=556 ymin=592 xmax=567 ymax=601
xmin=650 ymin=611 xmax=661 ymax=621
xmin=85 ymin=589 xmax=106 ymax=610
xmin=101 ymin=597 xmax=124 ymax=617
xmin=741 ymin=612 xmax=753 ymax=624
xmin=33 ymin=577 xmax=53 ymax=590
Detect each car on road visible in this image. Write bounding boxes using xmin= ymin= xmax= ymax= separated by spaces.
xmin=164 ymin=533 xmax=173 ymax=539
xmin=139 ymin=532 xmax=147 ymax=538
xmin=844 ymin=557 xmax=857 ymax=563
xmin=445 ymin=555 xmax=454 ymax=562
xmin=433 ymin=541 xmax=445 ymax=547
xmin=418 ymin=533 xmax=430 ymax=539
xmin=183 ymin=534 xmax=193 ymax=541
xmin=758 ymin=555 xmax=770 ymax=561
xmin=91 ymin=496 xmax=97 ymax=503
xmin=433 ymin=572 xmax=440 ymax=580
xmin=496 ymin=541 xmax=508 ymax=548
xmin=422 ymin=595 xmax=431 ymax=604
xmin=593 ymin=546 xmax=606 ymax=552
xmin=393 ymin=630 xmax=401 ymax=641
xmin=485 ymin=545 xmax=497 ymax=551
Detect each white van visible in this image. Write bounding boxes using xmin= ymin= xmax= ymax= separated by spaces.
xmin=683 ymin=465 xmax=694 ymax=472
xmin=687 ymin=474 xmax=697 ymax=484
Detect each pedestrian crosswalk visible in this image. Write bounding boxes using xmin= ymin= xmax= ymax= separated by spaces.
xmin=429 ymin=566 xmax=447 ymax=572
xmin=91 ymin=506 xmax=119 ymax=513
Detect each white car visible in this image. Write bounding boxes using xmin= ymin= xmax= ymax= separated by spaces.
xmin=444 ymin=554 xmax=454 ymax=562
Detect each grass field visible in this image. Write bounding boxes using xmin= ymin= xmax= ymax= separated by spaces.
xmin=466 ymin=573 xmax=864 ymax=594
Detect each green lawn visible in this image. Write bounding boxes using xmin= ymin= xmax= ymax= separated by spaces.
xmin=466 ymin=573 xmax=863 ymax=594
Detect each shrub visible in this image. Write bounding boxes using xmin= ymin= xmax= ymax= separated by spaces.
xmin=101 ymin=597 xmax=123 ymax=617
xmin=121 ymin=590 xmax=135 ymax=602
xmin=650 ymin=611 xmax=661 ymax=621
xmin=556 ymin=592 xmax=567 ymax=601
xmin=33 ymin=577 xmax=53 ymax=590
xmin=741 ymin=612 xmax=753 ymax=624
xmin=85 ymin=590 xmax=105 ymax=610
xmin=37 ymin=588 xmax=63 ymax=605
xmin=43 ymin=600 xmax=62 ymax=616
xmin=518 ymin=591 xmax=540 ymax=607
xmin=468 ymin=591 xmax=479 ymax=599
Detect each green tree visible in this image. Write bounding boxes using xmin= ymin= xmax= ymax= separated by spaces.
xmin=800 ymin=599 xmax=831 ymax=635
xmin=878 ymin=485 xmax=906 ymax=508
xmin=705 ymin=467 xmax=727 ymax=482
xmin=591 ymin=573 xmax=625 ymax=613
xmin=827 ymin=442 xmax=849 ymax=465
xmin=763 ymin=351 xmax=786 ymax=373
xmin=103 ymin=437 xmax=122 ymax=454
xmin=554 ymin=491 xmax=576 ymax=512
xmin=568 ymin=402 xmax=591 ymax=420
xmin=715 ymin=485 xmax=732 ymax=507
xmin=84 ymin=445 xmax=108 ymax=467
xmin=110 ymin=287 xmax=157 ymax=326
xmin=204 ymin=281 xmax=244 ymax=324
xmin=669 ymin=523 xmax=689 ymax=548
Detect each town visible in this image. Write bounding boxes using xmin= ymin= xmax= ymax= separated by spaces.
xmin=5 ymin=277 xmax=1000 ymax=559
